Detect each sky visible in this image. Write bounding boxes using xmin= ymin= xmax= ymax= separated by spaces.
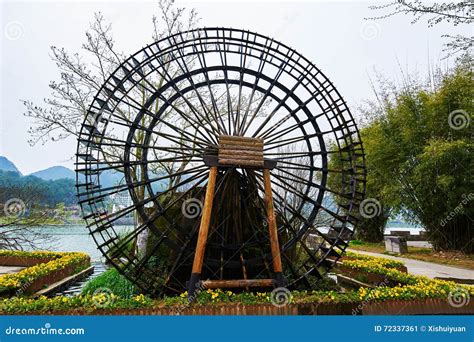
xmin=0 ymin=0 xmax=469 ymax=174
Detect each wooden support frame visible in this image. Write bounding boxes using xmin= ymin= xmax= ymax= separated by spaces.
xmin=263 ymin=169 xmax=283 ymax=276
xmin=187 ymin=138 xmax=286 ymax=300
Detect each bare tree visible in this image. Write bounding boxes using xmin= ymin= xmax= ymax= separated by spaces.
xmin=367 ymin=1 xmax=473 ymax=57
xmin=0 ymin=221 xmax=56 ymax=251
xmin=0 ymin=184 xmax=56 ymax=250
xmin=21 ymin=1 xmax=201 ymax=255
xmin=21 ymin=1 xmax=268 ymax=257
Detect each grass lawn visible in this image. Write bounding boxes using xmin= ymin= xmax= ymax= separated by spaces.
xmin=349 ymin=240 xmax=474 ymax=270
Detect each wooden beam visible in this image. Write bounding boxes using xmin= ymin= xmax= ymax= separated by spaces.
xmin=218 ymin=150 xmax=263 ymax=158
xmin=191 ymin=166 xmax=218 ymax=274
xmin=263 ymin=169 xmax=283 ymax=274
xmin=218 ymin=158 xmax=264 ymax=168
xmin=219 ymin=143 xmax=263 ymax=151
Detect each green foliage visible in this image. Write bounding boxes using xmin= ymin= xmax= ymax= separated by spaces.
xmin=0 ymin=170 xmax=76 ymax=207
xmin=81 ymin=268 xmax=139 ymax=298
xmin=359 ymin=57 xmax=473 ymax=252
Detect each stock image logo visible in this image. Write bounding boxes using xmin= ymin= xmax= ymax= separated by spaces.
xmin=92 ymin=287 xmax=115 ymax=308
xmin=4 ymin=21 xmax=25 ymax=41
xmin=359 ymin=21 xmax=381 ymax=41
xmin=448 ymin=109 xmax=470 ymax=130
xmin=359 ymin=198 xmax=381 ymax=219
xmin=270 ymin=287 xmax=292 ymax=308
xmin=181 ymin=198 xmax=203 ymax=219
xmin=448 ymin=287 xmax=470 ymax=308
xmin=3 ymin=198 xmax=26 ymax=218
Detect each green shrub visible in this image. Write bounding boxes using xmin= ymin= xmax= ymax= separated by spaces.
xmin=81 ymin=268 xmax=138 ymax=298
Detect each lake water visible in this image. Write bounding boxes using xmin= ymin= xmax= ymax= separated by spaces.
xmin=24 ymin=222 xmax=424 ymax=260
xmin=4 ymin=222 xmax=424 ymax=295
xmin=26 ymin=225 xmax=133 ymax=261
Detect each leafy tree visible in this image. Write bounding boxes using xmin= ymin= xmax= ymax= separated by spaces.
xmin=360 ymin=56 xmax=473 ymax=252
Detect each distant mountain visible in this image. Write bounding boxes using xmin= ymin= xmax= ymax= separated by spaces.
xmin=99 ymin=170 xmax=126 ymax=188
xmin=0 ymin=156 xmax=163 ymax=189
xmin=30 ymin=166 xmax=75 ymax=181
xmin=0 ymin=169 xmax=76 ymax=206
xmin=0 ymin=156 xmax=21 ymax=174
xmin=29 ymin=165 xmax=126 ymax=188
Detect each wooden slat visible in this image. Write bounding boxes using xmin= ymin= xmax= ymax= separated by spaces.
xmin=218 ymin=159 xmax=264 ymax=167
xmin=219 ymin=136 xmax=264 ymax=148
xmin=219 ymin=150 xmax=263 ymax=158
xmin=219 ymin=143 xmax=263 ymax=151
xmin=218 ymin=135 xmax=264 ymax=167
xmin=219 ymin=135 xmax=263 ymax=143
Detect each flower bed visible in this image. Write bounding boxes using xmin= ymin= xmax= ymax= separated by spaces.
xmin=0 ymin=250 xmax=65 ymax=267
xmin=0 ymin=280 xmax=472 ymax=315
xmin=338 ymin=255 xmax=416 ymax=286
xmin=0 ymin=250 xmax=90 ymax=296
xmin=343 ymin=252 xmax=407 ymax=272
xmin=0 ymin=252 xmax=472 ymax=315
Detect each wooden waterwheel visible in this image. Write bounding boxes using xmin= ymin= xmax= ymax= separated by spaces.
xmin=76 ymin=28 xmax=366 ymax=297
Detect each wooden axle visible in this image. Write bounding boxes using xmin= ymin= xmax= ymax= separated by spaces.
xmin=202 ymin=279 xmax=275 ymax=289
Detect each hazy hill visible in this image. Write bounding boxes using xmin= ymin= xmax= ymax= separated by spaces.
xmin=0 ymin=156 xmax=21 ymax=174
xmin=30 ymin=166 xmax=75 ymax=181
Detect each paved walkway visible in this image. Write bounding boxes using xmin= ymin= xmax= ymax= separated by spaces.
xmin=348 ymin=249 xmax=474 ymax=283
xmin=0 ymin=265 xmax=25 ymax=275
